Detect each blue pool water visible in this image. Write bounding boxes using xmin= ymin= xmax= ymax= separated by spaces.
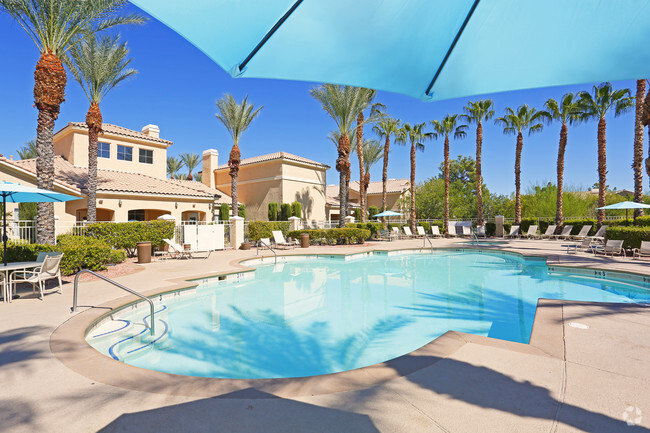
xmin=87 ymin=250 xmax=650 ymax=379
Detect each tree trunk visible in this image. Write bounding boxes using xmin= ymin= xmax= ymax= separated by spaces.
xmin=34 ymin=51 xmax=66 ymax=245
xmin=410 ymin=142 xmax=416 ymax=233
xmin=86 ymin=103 xmax=102 ymax=223
xmin=634 ymin=79 xmax=646 ymax=217
xmin=514 ymin=132 xmax=523 ymax=225
xmin=382 ymin=135 xmax=390 ymax=228
xmin=337 ymin=133 xmax=351 ymax=227
xmin=356 ymin=112 xmax=365 ymax=222
xmin=475 ymin=121 xmax=484 ymax=224
xmin=444 ymin=135 xmax=450 ymax=235
xmin=597 ymin=117 xmax=607 ymax=227
xmin=363 ymin=172 xmax=370 ymax=218
xmin=228 ymin=143 xmax=241 ymax=216
xmin=230 ymin=173 xmax=237 ymax=218
xmin=556 ymin=122 xmax=568 ymax=227
xmin=644 ymin=84 xmax=650 ymax=182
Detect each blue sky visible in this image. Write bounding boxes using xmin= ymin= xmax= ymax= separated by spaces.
xmin=0 ymin=5 xmax=644 ymax=195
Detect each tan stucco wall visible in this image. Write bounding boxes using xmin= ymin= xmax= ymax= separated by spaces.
xmin=367 ymin=192 xmax=405 ymax=212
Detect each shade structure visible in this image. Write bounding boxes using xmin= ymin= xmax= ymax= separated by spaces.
xmin=130 ymin=0 xmax=650 ymax=101
xmin=0 ymin=182 xmax=78 ymax=266
xmin=597 ymin=201 xmax=650 ymax=225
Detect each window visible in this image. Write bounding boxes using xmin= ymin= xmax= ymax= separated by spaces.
xmin=139 ymin=148 xmax=153 ymax=164
xmin=127 ymin=210 xmax=146 ymax=221
xmin=117 ymin=145 xmax=132 ymax=161
xmin=98 ymin=142 xmax=110 ymax=158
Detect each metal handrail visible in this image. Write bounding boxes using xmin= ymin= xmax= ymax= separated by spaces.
xmin=71 ymin=270 xmax=155 ymax=336
xmin=257 ymin=239 xmax=277 ymax=263
xmin=422 ymin=235 xmax=434 ymax=252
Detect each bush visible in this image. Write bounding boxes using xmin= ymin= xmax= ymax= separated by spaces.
xmin=238 ymin=204 xmax=246 ymax=218
xmin=248 ymin=221 xmax=290 ymax=241
xmin=368 ymin=206 xmax=379 ymax=220
xmin=352 ymin=208 xmax=361 ymax=221
xmin=605 ymin=226 xmax=650 ymax=249
xmin=291 ymin=201 xmax=302 ymax=219
xmin=219 ymin=203 xmax=230 ymax=222
xmin=346 ymin=222 xmax=383 ymax=238
xmin=280 ymin=203 xmax=291 ymax=221
xmin=108 ymin=249 xmax=127 ymax=265
xmin=268 ymin=202 xmax=278 ymax=221
xmin=287 ymin=227 xmax=370 ymax=245
xmin=85 ymin=221 xmax=175 ymax=257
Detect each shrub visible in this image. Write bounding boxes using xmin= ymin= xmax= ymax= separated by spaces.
xmin=248 ymin=221 xmax=290 ymax=241
xmin=238 ymin=204 xmax=246 ymax=218
xmin=56 ymin=235 xmax=112 ymax=275
xmin=605 ymin=226 xmax=650 ymax=249
xmin=291 ymin=201 xmax=302 ymax=219
xmin=85 ymin=221 xmax=175 ymax=257
xmin=346 ymin=222 xmax=383 ymax=238
xmin=280 ymin=203 xmax=291 ymax=221
xmin=368 ymin=206 xmax=379 ymax=220
xmin=108 ymin=249 xmax=127 ymax=265
xmin=352 ymin=208 xmax=361 ymax=221
xmin=288 ymin=228 xmax=370 ymax=245
xmin=268 ymin=202 xmax=278 ymax=221
xmin=219 ymin=203 xmax=230 ymax=222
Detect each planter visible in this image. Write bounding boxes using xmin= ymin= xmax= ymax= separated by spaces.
xmin=240 ymin=242 xmax=251 ymax=250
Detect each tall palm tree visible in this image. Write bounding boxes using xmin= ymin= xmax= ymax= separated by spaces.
xmin=66 ymin=34 xmax=136 ymax=223
xmin=311 ymin=84 xmax=373 ymax=227
xmin=431 ymin=115 xmax=468 ymax=235
xmin=354 ymin=89 xmax=379 ymax=223
xmin=17 ymin=139 xmax=37 ymax=160
xmin=461 ymin=99 xmax=494 ymax=224
xmin=495 ymin=105 xmax=548 ymax=225
xmin=180 ymin=152 xmax=201 ymax=181
xmin=396 ymin=123 xmax=433 ymax=232
xmin=373 ymin=117 xmax=400 ymax=224
xmin=167 ymin=156 xmax=184 ymax=179
xmin=215 ymin=94 xmax=262 ymax=217
xmin=634 ymin=80 xmax=646 ymax=217
xmin=360 ymin=139 xmax=383 ymax=217
xmin=543 ymin=93 xmax=581 ymax=227
xmin=577 ymin=83 xmax=633 ymax=226
xmin=0 ymin=0 xmax=143 ymax=243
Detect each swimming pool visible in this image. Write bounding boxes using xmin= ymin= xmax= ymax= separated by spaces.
xmin=86 ymin=250 xmax=650 ymax=379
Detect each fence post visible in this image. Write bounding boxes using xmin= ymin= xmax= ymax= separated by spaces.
xmin=344 ymin=215 xmax=355 ymax=225
xmin=230 ymin=216 xmax=245 ymax=249
xmin=495 ymin=215 xmax=505 ymax=237
xmin=288 ymin=216 xmax=300 ymax=231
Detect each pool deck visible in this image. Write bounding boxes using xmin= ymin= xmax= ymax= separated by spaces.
xmin=1 ymin=238 xmax=649 ymax=432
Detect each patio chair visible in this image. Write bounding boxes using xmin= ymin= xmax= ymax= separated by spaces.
xmin=163 ymin=239 xmax=192 ymax=259
xmin=505 ymin=225 xmax=520 ymax=238
xmin=476 ymin=225 xmax=487 ymax=238
xmin=391 ymin=227 xmax=402 ymax=240
xmin=430 ymin=226 xmax=442 ymax=238
xmin=523 ymin=225 xmax=538 ymax=239
xmin=378 ymin=229 xmax=392 ymax=241
xmin=416 ymin=226 xmax=427 ymax=238
xmin=566 ymin=237 xmax=593 ymax=254
xmin=572 ymin=225 xmax=592 ymax=240
xmin=593 ymin=239 xmax=626 ymax=257
xmin=553 ymin=225 xmax=573 ymax=240
xmin=460 ymin=225 xmax=473 ymax=237
xmin=272 ymin=230 xmax=297 ymax=249
xmin=402 ymin=227 xmax=415 ymax=238
xmin=9 ymin=253 xmax=63 ymax=300
xmin=632 ymin=241 xmax=650 ymax=259
xmin=537 ymin=224 xmax=557 ymax=239
xmin=588 ymin=225 xmax=608 ymax=245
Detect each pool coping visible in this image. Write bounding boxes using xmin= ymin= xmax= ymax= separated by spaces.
xmin=50 ymin=246 xmax=645 ymax=398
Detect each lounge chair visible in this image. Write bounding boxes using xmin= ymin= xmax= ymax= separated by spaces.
xmin=572 ymin=225 xmax=592 ymax=240
xmin=460 ymin=225 xmax=472 ymax=237
xmin=391 ymin=227 xmax=401 ymax=240
xmin=554 ymin=225 xmax=573 ymax=240
xmin=257 ymin=237 xmax=272 ymax=251
xmin=593 ymin=239 xmax=626 ymax=257
xmin=523 ymin=225 xmax=538 ymax=239
xmin=163 ymin=239 xmax=192 ymax=259
xmin=632 ymin=241 xmax=650 ymax=259
xmin=505 ymin=225 xmax=520 ymax=238
xmin=402 ymin=227 xmax=415 ymax=239
xmin=272 ymin=230 xmax=297 ymax=249
xmin=588 ymin=225 xmax=608 ymax=245
xmin=430 ymin=226 xmax=442 ymax=238
xmin=476 ymin=225 xmax=487 ymax=238
xmin=416 ymin=226 xmax=427 ymax=238
xmin=566 ymin=237 xmax=593 ymax=254
xmin=9 ymin=253 xmax=63 ymax=300
xmin=537 ymin=224 xmax=557 ymax=239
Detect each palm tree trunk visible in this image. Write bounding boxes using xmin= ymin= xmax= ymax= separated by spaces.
xmin=644 ymin=85 xmax=650 ymax=181
xmin=363 ymin=172 xmax=370 ymax=218
xmin=514 ymin=132 xmax=523 ymax=225
xmin=86 ymin=103 xmax=102 ymax=223
xmin=475 ymin=121 xmax=484 ymax=224
xmin=556 ymin=122 xmax=568 ymax=227
xmin=382 ymin=135 xmax=390 ymax=228
xmin=444 ymin=135 xmax=450 ymax=235
xmin=34 ymin=52 xmax=66 ymax=245
xmin=634 ymin=79 xmax=646 ymax=217
xmin=337 ymin=134 xmax=351 ymax=227
xmin=356 ymin=112 xmax=365 ymax=222
xmin=410 ymin=142 xmax=416 ymax=233
xmin=228 ymin=143 xmax=241 ymax=217
xmin=597 ymin=117 xmax=607 ymax=227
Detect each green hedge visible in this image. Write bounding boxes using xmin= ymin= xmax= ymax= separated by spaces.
xmin=563 ymin=218 xmax=597 ymax=236
xmin=291 ymin=201 xmax=302 ymax=218
xmin=346 ymin=222 xmax=383 ymax=238
xmin=248 ymin=221 xmax=290 ymax=241
xmin=238 ymin=204 xmax=246 ymax=218
xmin=287 ymin=227 xmax=370 ymax=245
xmin=280 ymin=203 xmax=291 ymax=221
xmin=605 ymin=226 xmax=650 ymax=249
xmin=84 ymin=221 xmax=175 ymax=257
xmin=268 ymin=202 xmax=278 ymax=221
xmin=368 ymin=206 xmax=379 ymax=219
xmin=219 ymin=203 xmax=230 ymax=221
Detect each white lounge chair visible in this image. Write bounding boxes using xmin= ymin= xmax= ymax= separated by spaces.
xmin=505 ymin=225 xmax=520 ymax=238
xmin=460 ymin=225 xmax=472 ymax=237
xmin=430 ymin=226 xmax=442 ymax=238
xmin=257 ymin=237 xmax=272 ymax=251
xmin=476 ymin=225 xmax=487 ymax=238
xmin=566 ymin=237 xmax=593 ymax=254
xmin=272 ymin=230 xmax=297 ymax=249
xmin=593 ymin=239 xmax=626 ymax=257
xmin=416 ymin=226 xmax=426 ymax=238
xmin=572 ymin=225 xmax=592 ymax=240
xmin=588 ymin=225 xmax=608 ymax=245
xmin=537 ymin=224 xmax=557 ymax=239
xmin=633 ymin=241 xmax=650 ymax=259
xmin=10 ymin=253 xmax=63 ymax=300
xmin=163 ymin=239 xmax=192 ymax=259
xmin=402 ymin=227 xmax=415 ymax=238
xmin=523 ymin=225 xmax=538 ymax=239
xmin=554 ymin=225 xmax=573 ymax=240
xmin=391 ymin=227 xmax=401 ymax=240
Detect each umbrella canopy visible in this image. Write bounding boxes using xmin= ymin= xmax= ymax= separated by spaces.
xmin=0 ymin=182 xmax=78 ymax=266
xmin=597 ymin=201 xmax=650 ymax=210
xmin=157 ymin=214 xmax=177 ymax=220
xmin=130 ymin=0 xmax=650 ymax=100
xmin=373 ymin=210 xmax=403 ymax=217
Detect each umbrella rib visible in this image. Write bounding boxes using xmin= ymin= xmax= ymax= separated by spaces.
xmin=237 ymin=0 xmax=304 ymax=73
xmin=424 ymin=0 xmax=481 ymax=97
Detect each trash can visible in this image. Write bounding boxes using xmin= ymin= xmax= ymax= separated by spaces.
xmin=137 ymin=241 xmax=152 ymax=264
xmin=300 ymin=233 xmax=310 ymax=248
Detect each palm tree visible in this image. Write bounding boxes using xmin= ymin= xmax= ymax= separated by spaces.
xmin=577 ymin=83 xmax=633 ymax=226
xmin=431 ymin=115 xmax=468 ymax=235
xmin=167 ymin=156 xmax=184 ymax=179
xmin=461 ymin=100 xmax=494 ymax=224
xmin=396 ymin=123 xmax=433 ymax=232
xmin=373 ymin=117 xmax=400 ymax=224
xmin=17 ymin=139 xmax=37 ymax=160
xmin=360 ymin=139 xmax=383 ymax=217
xmin=634 ymin=80 xmax=646 ymax=217
xmin=311 ymin=84 xmax=373 ymax=227
xmin=0 ymin=0 xmax=144 ymax=244
xmin=215 ymin=94 xmax=262 ymax=217
xmin=354 ymin=89 xmax=377 ymax=222
xmin=180 ymin=152 xmax=201 ymax=180
xmin=543 ymin=93 xmax=581 ymax=227
xmin=66 ymin=34 xmax=136 ymax=223
xmin=495 ymin=105 xmax=548 ymax=225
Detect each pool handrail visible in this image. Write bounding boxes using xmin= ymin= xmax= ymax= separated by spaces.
xmin=257 ymin=238 xmax=277 ymax=263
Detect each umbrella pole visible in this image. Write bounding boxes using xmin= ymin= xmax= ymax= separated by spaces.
xmin=3 ymin=195 xmax=6 ymax=267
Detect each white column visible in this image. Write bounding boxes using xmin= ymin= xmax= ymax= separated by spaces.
xmin=495 ymin=215 xmax=505 ymax=237
xmin=230 ymin=216 xmax=245 ymax=249
xmin=344 ymin=215 xmax=355 ymax=226
xmin=288 ymin=216 xmax=300 ymax=231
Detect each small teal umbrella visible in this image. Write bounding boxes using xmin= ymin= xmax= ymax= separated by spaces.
xmin=597 ymin=201 xmax=650 ymax=225
xmin=373 ymin=210 xmax=403 ymax=225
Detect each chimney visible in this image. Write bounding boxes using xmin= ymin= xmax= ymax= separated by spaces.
xmin=202 ymin=149 xmax=219 ymax=189
xmin=141 ymin=124 xmax=160 ymax=138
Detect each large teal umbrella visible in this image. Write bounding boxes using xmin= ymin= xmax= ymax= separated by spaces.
xmin=597 ymin=201 xmax=650 ymax=225
xmin=130 ymin=0 xmax=650 ymax=100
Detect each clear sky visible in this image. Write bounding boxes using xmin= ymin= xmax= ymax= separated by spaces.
xmin=0 ymin=5 xmax=644 ymax=195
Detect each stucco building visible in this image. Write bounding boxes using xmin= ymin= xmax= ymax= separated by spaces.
xmin=326 ymin=179 xmax=409 ymax=221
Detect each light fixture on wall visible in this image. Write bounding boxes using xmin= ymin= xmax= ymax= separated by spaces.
xmin=175 ymin=202 xmax=178 ymax=209
xmin=118 ymin=200 xmax=122 ymax=207
xmin=98 ymin=199 xmax=103 ymax=204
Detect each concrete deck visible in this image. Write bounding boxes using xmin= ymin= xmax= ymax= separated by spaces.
xmin=1 ymin=238 xmax=649 ymax=432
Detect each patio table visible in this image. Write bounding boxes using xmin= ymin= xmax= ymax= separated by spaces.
xmin=0 ymin=261 xmax=41 ymax=303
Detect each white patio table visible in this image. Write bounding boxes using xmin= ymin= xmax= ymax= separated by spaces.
xmin=0 ymin=261 xmax=41 ymax=303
